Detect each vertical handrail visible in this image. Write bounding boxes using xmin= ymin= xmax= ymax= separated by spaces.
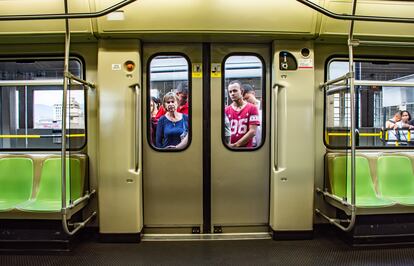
xmin=345 ymin=0 xmax=358 ymax=232
xmin=315 ymin=0 xmax=358 ymax=232
xmin=130 ymin=84 xmax=140 ymax=172
xmin=272 ymin=83 xmax=286 ymax=171
xmin=60 ymin=0 xmax=96 ymax=236
xmin=61 ymin=0 xmax=70 ymax=216
xmin=272 ymin=84 xmax=279 ymax=171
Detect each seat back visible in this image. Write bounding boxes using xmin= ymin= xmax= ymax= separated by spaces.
xmin=346 ymin=156 xmax=377 ymax=200
xmin=329 ymin=156 xmax=347 ymax=198
xmin=330 ymin=155 xmax=378 ymax=199
xmin=377 ymin=155 xmax=414 ymax=197
xmin=36 ymin=158 xmax=83 ymax=203
xmin=0 ymin=157 xmax=33 ymax=201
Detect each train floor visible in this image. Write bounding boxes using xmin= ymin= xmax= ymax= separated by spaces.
xmin=2 ymin=227 xmax=414 ymax=265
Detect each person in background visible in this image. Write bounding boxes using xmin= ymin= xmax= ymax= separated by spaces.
xmin=150 ymin=97 xmax=161 ymax=118
xmin=385 ymin=111 xmax=402 ymax=130
xmin=242 ymin=83 xmax=261 ymax=109
xmin=155 ymin=92 xmax=189 ymax=149
xmin=401 ymin=110 xmax=414 ymax=129
xmin=149 ymin=97 xmax=161 ymax=144
xmin=155 ymin=82 xmax=189 ymax=121
xmin=242 ymin=83 xmax=262 ymax=147
xmin=398 ymin=110 xmax=414 ymax=143
xmin=175 ymin=82 xmax=189 ymax=114
xmin=385 ymin=110 xmax=414 ymax=144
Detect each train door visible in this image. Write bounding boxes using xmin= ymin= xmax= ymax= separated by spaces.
xmin=143 ymin=44 xmax=203 ymax=233
xmin=210 ymin=44 xmax=270 ymax=232
xmin=143 ymin=43 xmax=270 ymax=234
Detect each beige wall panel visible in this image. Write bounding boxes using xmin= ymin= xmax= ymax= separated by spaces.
xmin=270 ymin=41 xmax=314 ymax=231
xmin=320 ymin=0 xmax=414 ymax=39
xmin=97 ymin=0 xmax=317 ymax=35
xmin=0 ymin=0 xmax=93 ymax=35
xmin=97 ymin=39 xmax=142 ymax=233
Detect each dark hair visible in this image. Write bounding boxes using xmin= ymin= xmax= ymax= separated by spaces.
xmin=151 ymin=96 xmax=161 ymax=106
xmin=242 ymin=83 xmax=254 ymax=96
xmin=228 ymin=80 xmax=243 ymax=92
xmin=401 ymin=110 xmax=412 ymax=121
xmin=175 ymin=82 xmax=188 ymax=95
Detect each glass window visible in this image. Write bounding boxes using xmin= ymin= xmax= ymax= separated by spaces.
xmin=148 ymin=55 xmax=190 ymax=150
xmin=223 ymin=55 xmax=264 ymax=150
xmin=0 ymin=59 xmax=86 ymax=150
xmin=325 ymin=59 xmax=414 ymax=148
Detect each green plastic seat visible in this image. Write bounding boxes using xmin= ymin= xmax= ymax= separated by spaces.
xmin=18 ymin=158 xmax=83 ymax=212
xmin=377 ymin=156 xmax=414 ymax=205
xmin=329 ymin=156 xmax=347 ymax=198
xmin=331 ymin=156 xmax=394 ymax=207
xmin=0 ymin=158 xmax=33 ymax=211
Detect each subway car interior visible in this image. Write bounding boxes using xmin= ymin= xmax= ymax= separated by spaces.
xmin=2 ymin=0 xmax=414 ymax=264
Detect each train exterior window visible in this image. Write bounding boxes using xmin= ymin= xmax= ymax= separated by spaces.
xmin=222 ymin=54 xmax=265 ymax=150
xmin=325 ymin=59 xmax=414 ymax=148
xmin=0 ymin=59 xmax=86 ymax=150
xmin=148 ymin=55 xmax=191 ymax=151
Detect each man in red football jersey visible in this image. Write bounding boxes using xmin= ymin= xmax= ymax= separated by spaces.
xmin=225 ymin=80 xmax=260 ymax=148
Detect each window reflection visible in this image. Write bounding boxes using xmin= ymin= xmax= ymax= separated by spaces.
xmin=223 ymin=55 xmax=264 ymax=149
xmin=149 ymin=55 xmax=190 ymax=150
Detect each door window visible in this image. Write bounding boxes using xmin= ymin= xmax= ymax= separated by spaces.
xmin=223 ymin=55 xmax=265 ymax=150
xmin=148 ymin=54 xmax=191 ymax=150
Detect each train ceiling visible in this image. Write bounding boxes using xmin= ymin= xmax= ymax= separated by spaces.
xmin=0 ymin=0 xmax=413 ymax=42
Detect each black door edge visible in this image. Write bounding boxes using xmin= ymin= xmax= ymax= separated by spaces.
xmin=202 ymin=43 xmax=211 ymax=233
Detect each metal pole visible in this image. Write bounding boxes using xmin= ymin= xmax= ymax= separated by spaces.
xmin=316 ymin=0 xmax=359 ymax=232
xmin=64 ymin=72 xmax=96 ymax=89
xmin=347 ymin=0 xmax=358 ymax=231
xmin=0 ymin=79 xmax=88 ymax=87
xmin=320 ymin=73 xmax=350 ymax=88
xmin=354 ymin=80 xmax=414 ymax=87
xmin=0 ymin=0 xmax=137 ymax=21
xmin=61 ymin=0 xmax=70 ymax=215
xmin=296 ymin=0 xmax=414 ymax=24
xmin=24 ymin=85 xmax=28 ymax=148
xmin=356 ymin=40 xmax=414 ymax=47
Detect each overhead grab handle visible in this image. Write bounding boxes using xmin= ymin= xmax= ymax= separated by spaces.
xmin=296 ymin=0 xmax=414 ymax=24
xmin=0 ymin=0 xmax=137 ymax=21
